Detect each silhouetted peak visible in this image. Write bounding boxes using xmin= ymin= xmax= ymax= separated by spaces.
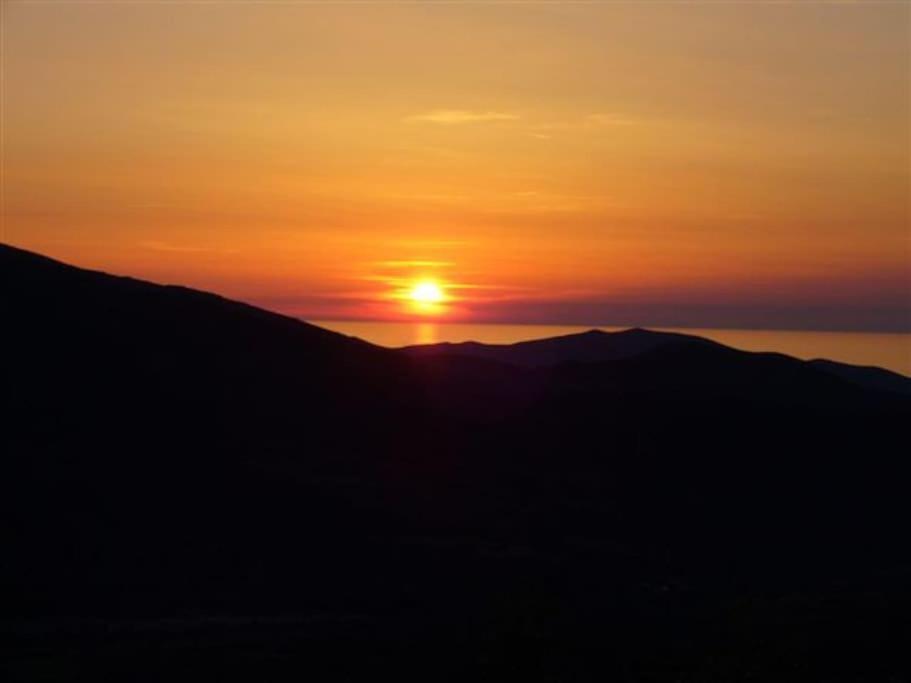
xmin=403 ymin=325 xmax=715 ymax=368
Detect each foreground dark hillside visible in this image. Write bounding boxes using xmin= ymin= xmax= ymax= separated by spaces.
xmin=3 ymin=243 xmax=910 ymax=682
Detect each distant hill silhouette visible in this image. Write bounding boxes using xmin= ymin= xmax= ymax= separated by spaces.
xmin=403 ymin=326 xmax=717 ymax=366
xmin=404 ymin=327 xmax=911 ymax=394
xmin=809 ymin=357 xmax=911 ymax=395
xmin=3 ymin=242 xmax=910 ymax=682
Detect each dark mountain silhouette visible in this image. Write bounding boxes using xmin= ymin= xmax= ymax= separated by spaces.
xmin=809 ymin=357 xmax=911 ymax=395
xmin=405 ymin=327 xmax=911 ymax=394
xmin=402 ymin=326 xmax=718 ymax=366
xmin=3 ymin=242 xmax=910 ymax=682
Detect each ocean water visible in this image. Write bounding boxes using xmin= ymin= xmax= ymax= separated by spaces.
xmin=313 ymin=320 xmax=911 ymax=377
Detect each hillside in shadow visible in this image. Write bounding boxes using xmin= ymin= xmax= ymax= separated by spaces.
xmin=3 ymin=243 xmax=910 ymax=682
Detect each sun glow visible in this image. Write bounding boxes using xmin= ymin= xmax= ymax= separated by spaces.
xmin=401 ymin=280 xmax=448 ymax=316
xmin=409 ymin=281 xmax=445 ymax=304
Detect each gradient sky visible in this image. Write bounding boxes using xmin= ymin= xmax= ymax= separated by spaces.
xmin=3 ymin=1 xmax=909 ymax=331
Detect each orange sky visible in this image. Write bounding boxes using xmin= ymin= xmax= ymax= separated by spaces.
xmin=3 ymin=2 xmax=909 ymax=330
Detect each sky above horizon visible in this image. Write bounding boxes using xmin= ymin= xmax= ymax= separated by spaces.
xmin=3 ymin=1 xmax=909 ymax=331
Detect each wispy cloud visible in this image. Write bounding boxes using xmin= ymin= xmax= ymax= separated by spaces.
xmin=139 ymin=241 xmax=237 ymax=254
xmin=374 ymin=260 xmax=454 ymax=269
xmin=586 ymin=113 xmax=639 ymax=127
xmin=406 ymin=109 xmax=519 ymax=125
xmin=523 ymin=114 xmax=639 ymax=140
xmin=140 ymin=241 xmax=209 ymax=253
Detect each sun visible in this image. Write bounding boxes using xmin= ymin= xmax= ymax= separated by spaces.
xmin=409 ymin=281 xmax=445 ymax=304
xmin=400 ymin=279 xmax=448 ymax=316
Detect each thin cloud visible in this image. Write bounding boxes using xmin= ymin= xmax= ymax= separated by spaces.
xmin=586 ymin=113 xmax=639 ymax=127
xmin=406 ymin=109 xmax=519 ymax=125
xmin=139 ymin=241 xmax=237 ymax=254
xmin=375 ymin=260 xmax=454 ymax=269
xmin=140 ymin=241 xmax=208 ymax=253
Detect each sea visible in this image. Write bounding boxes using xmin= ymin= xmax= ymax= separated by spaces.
xmin=313 ymin=321 xmax=911 ymax=377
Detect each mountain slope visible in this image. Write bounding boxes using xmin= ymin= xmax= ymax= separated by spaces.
xmin=2 ymin=243 xmax=447 ymax=623
xmin=3 ymin=243 xmax=423 ymax=448
xmin=3 ymin=243 xmax=911 ymax=682
xmin=810 ymin=357 xmax=911 ymax=395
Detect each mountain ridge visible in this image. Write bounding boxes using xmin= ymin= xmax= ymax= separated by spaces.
xmin=403 ymin=324 xmax=911 ymax=393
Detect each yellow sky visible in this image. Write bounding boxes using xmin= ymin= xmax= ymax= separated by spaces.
xmin=3 ymin=1 xmax=909 ymax=330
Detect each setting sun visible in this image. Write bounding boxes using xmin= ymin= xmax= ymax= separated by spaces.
xmin=409 ymin=281 xmax=445 ymax=304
